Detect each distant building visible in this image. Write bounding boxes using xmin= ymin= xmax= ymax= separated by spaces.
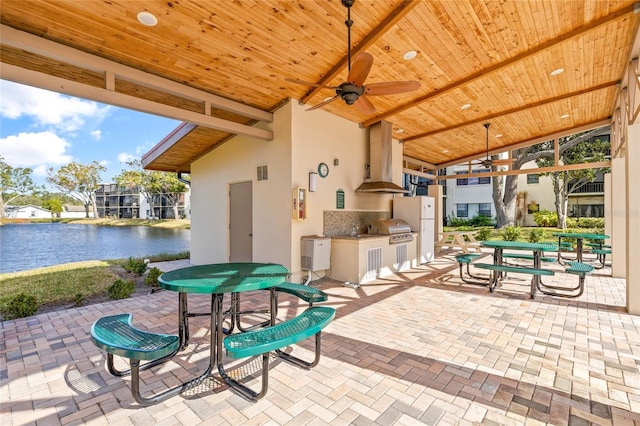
xmin=59 ymin=205 xmax=91 ymax=219
xmin=4 ymin=204 xmax=52 ymax=219
xmin=94 ymin=183 xmax=190 ymax=219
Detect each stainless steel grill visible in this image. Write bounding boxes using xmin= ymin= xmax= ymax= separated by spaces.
xmin=368 ymin=219 xmax=414 ymax=244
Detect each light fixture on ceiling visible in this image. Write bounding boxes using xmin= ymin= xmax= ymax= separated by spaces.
xmin=442 ymin=149 xmax=449 ymax=153
xmin=560 ymin=113 xmax=570 ymax=119
xmin=395 ymin=128 xmax=404 ymax=134
xmin=403 ymin=50 xmax=418 ymax=60
xmin=461 ymin=103 xmax=471 ymax=110
xmin=550 ymin=68 xmax=564 ymax=76
xmin=495 ymin=133 xmax=503 ymax=138
xmin=137 ymin=11 xmax=158 ymax=26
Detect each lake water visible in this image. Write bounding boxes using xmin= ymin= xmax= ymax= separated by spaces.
xmin=0 ymin=223 xmax=190 ymax=273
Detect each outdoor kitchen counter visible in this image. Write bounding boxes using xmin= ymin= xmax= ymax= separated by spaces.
xmin=329 ymin=234 xmax=417 ymax=284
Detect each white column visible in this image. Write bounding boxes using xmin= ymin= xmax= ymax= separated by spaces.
xmin=611 ymin=158 xmax=627 ymax=278
xmin=428 ymin=184 xmax=444 ymax=240
xmin=626 ymin=124 xmax=640 ymax=314
xmin=604 ymin=173 xmax=612 ymax=245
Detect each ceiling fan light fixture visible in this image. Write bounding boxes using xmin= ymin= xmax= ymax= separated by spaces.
xmin=403 ymin=50 xmax=418 ymax=60
xmin=137 ymin=11 xmax=158 ymax=26
xmin=550 ymin=68 xmax=564 ymax=76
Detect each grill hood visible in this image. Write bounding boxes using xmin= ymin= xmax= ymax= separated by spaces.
xmin=356 ymin=120 xmax=409 ymax=194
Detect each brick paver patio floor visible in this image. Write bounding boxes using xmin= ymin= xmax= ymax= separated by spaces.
xmin=2 ymin=252 xmax=639 ymax=425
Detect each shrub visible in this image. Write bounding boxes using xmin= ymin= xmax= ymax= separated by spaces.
xmin=475 ymin=227 xmax=493 ymax=241
xmin=469 ymin=215 xmax=494 ymax=227
xmin=527 ymin=228 xmax=544 ymax=242
xmin=123 ymin=257 xmax=147 ymax=276
xmin=501 ymin=225 xmax=521 ymax=241
xmin=108 ymin=279 xmax=135 ymax=300
xmin=533 ymin=210 xmax=557 ymax=227
xmin=144 ymin=267 xmax=163 ymax=288
xmin=0 ymin=293 xmax=39 ymax=320
xmin=74 ymin=293 xmax=85 ymax=306
xmin=448 ymin=216 xmax=471 ymax=227
xmin=577 ymin=217 xmax=604 ymax=228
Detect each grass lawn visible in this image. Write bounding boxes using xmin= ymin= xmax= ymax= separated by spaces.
xmin=0 ymin=251 xmax=189 ymax=319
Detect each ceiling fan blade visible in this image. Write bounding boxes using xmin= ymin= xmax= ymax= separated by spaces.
xmin=285 ymin=77 xmax=339 ymax=89
xmin=365 ymin=81 xmax=421 ymax=96
xmin=306 ymin=96 xmax=339 ymax=111
xmin=354 ymin=95 xmax=376 ymax=115
xmin=347 ymin=52 xmax=373 ymax=86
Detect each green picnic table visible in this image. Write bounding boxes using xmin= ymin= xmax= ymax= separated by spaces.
xmin=552 ymin=232 xmax=609 ymax=263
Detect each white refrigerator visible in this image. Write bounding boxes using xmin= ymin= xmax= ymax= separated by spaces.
xmin=393 ymin=196 xmax=435 ymax=264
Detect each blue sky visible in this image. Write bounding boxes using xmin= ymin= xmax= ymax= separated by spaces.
xmin=0 ymin=80 xmax=181 ymax=188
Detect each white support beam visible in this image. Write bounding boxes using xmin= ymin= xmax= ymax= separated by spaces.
xmin=435 ymin=161 xmax=611 ymax=180
xmin=436 ymin=120 xmax=610 ymax=169
xmin=0 ymin=24 xmax=273 ymax=123
xmin=1 ymin=63 xmax=273 ymax=141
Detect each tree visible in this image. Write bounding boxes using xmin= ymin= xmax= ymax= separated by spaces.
xmin=115 ymin=160 xmax=187 ymax=220
xmin=47 ymin=161 xmax=106 ymax=218
xmin=42 ymin=197 xmax=64 ymax=216
xmin=490 ymin=125 xmax=609 ymax=228
xmin=528 ymin=133 xmax=610 ymax=229
xmin=0 ymin=156 xmax=40 ymax=218
xmin=157 ymin=173 xmax=188 ymax=220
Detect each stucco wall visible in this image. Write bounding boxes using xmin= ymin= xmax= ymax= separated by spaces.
xmin=190 ymin=100 xmax=395 ymax=279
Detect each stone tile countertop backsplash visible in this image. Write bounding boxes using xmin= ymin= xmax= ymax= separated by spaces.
xmin=323 ymin=210 xmax=390 ymax=237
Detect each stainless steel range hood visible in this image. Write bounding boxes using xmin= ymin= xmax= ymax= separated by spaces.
xmin=356 ymin=120 xmax=409 ymax=194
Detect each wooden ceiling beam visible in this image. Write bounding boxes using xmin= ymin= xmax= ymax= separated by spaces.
xmin=0 ymin=24 xmax=273 ymax=123
xmin=300 ymin=0 xmax=420 ymax=105
xmin=402 ymin=81 xmax=619 ymax=142
xmin=362 ymin=3 xmax=636 ymax=128
xmin=1 ymin=62 xmax=273 ymax=141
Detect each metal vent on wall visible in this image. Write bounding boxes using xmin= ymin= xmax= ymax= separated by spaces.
xmin=366 ymin=247 xmax=383 ymax=280
xmin=257 ymin=164 xmax=268 ymax=181
xmin=395 ymin=243 xmax=409 ymax=271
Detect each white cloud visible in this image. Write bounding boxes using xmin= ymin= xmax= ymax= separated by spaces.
xmin=0 ymin=80 xmax=111 ymax=132
xmin=118 ymin=152 xmax=136 ymax=163
xmin=0 ymin=131 xmax=73 ymax=175
xmin=91 ymin=130 xmax=102 ymax=140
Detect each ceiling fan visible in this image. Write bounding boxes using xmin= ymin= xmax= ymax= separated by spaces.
xmin=470 ymin=123 xmax=516 ymax=167
xmin=285 ymin=0 xmax=420 ymax=114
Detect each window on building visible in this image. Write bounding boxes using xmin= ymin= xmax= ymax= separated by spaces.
xmin=527 ymin=174 xmax=539 ymax=184
xmin=456 ymin=170 xmax=490 ymax=185
xmin=479 ymin=203 xmax=492 ymax=217
xmin=456 ymin=204 xmax=469 ymax=218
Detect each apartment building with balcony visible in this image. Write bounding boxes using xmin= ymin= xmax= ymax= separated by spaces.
xmin=94 ymin=184 xmax=190 ymax=219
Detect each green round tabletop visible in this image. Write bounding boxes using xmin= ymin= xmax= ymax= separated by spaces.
xmin=158 ymin=262 xmax=289 ymax=294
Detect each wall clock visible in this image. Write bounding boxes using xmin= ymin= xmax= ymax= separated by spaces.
xmin=318 ymin=162 xmax=329 ymax=178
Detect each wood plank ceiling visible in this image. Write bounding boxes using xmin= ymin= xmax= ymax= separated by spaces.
xmin=1 ymin=0 xmax=638 ymax=173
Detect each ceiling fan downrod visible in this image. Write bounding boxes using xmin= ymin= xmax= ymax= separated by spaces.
xmin=342 ymin=0 xmax=355 ymax=71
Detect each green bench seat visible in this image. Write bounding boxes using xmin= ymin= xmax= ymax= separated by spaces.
xmin=474 ymin=263 xmax=554 ymax=296
xmin=473 ymin=263 xmax=555 ymax=276
xmin=502 ymin=253 xmax=556 ymax=263
xmin=274 ymin=282 xmax=328 ymax=305
xmin=454 ymin=253 xmax=489 ymax=286
xmin=222 ymin=306 xmax=335 ymax=401
xmin=90 ymin=314 xmax=181 ymax=405
xmin=537 ymin=261 xmax=594 ymax=298
xmin=590 ymin=248 xmax=611 ymax=255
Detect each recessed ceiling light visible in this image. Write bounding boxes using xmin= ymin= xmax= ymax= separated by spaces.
xmin=137 ymin=11 xmax=158 ymax=26
xmin=495 ymin=133 xmax=503 ymax=138
xmin=560 ymin=113 xmax=570 ymax=119
xmin=550 ymin=68 xmax=564 ymax=76
xmin=403 ymin=50 xmax=418 ymax=60
xmin=461 ymin=103 xmax=471 ymax=110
